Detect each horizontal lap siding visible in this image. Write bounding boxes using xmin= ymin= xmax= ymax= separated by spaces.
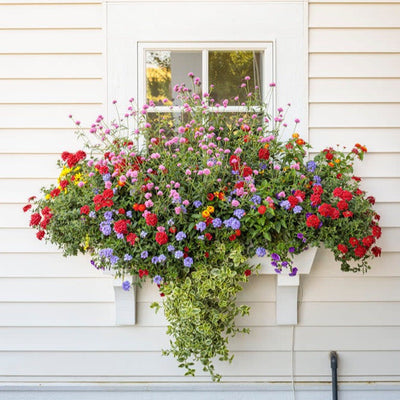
xmin=307 ymin=0 xmax=400 ymax=385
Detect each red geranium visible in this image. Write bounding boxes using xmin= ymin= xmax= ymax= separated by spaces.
xmin=354 ymin=246 xmax=367 ymax=258
xmin=258 ymin=148 xmax=270 ymax=160
xmin=313 ymin=185 xmax=323 ymax=195
xmin=362 ymin=235 xmax=375 ymax=248
xmin=371 ymin=246 xmax=382 ymax=257
xmin=288 ymin=196 xmax=299 ymax=208
xmin=126 ymin=233 xmax=138 ymax=245
xmin=23 ymin=204 xmax=32 ymax=212
xmin=337 ymin=244 xmax=348 ymax=254
xmin=332 ymin=187 xmax=343 ymax=197
xmin=114 ymin=219 xmax=129 ymax=235
xmin=258 ymin=205 xmax=267 ymax=214
xmin=244 ymin=269 xmax=252 ymax=277
xmin=337 ymin=200 xmax=348 ymax=211
xmin=155 ymin=232 xmax=168 ymax=245
xmin=36 ymin=230 xmax=45 ymax=240
xmin=306 ymin=214 xmax=321 ymax=229
xmin=207 ymin=193 xmax=214 ymax=201
xmin=29 ymin=213 xmax=41 ymax=226
xmin=145 ymin=213 xmax=158 ymax=226
xmin=242 ymin=166 xmax=253 ymax=177
xmin=372 ymin=225 xmax=382 ymax=239
xmin=341 ymin=190 xmax=353 ymax=201
xmin=310 ymin=194 xmax=321 ymax=206
xmin=80 ymin=205 xmax=90 ymax=215
xmin=349 ymin=237 xmax=359 ymax=247
xmin=343 ymin=211 xmax=353 ymax=218
xmin=138 ymin=269 xmax=149 ymax=278
xmin=229 ymin=155 xmax=240 ymax=171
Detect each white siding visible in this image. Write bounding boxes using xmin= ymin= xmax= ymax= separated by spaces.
xmin=0 ymin=0 xmax=399 ymax=397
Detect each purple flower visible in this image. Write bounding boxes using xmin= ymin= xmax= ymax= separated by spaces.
xmin=151 ymin=256 xmax=159 ymax=264
xmin=293 ymin=205 xmax=303 ymax=214
xmin=116 ymin=233 xmax=124 ymax=239
xmin=212 ymin=218 xmax=222 ymax=228
xmin=99 ymin=248 xmax=113 ymax=258
xmin=274 ymin=268 xmax=281 ymax=274
xmin=184 ymin=257 xmax=193 ymax=267
xmin=99 ymin=221 xmax=112 ymax=236
xmin=193 ymin=200 xmax=202 ymax=208
xmin=140 ymin=231 xmax=148 ymax=238
xmin=233 ymin=209 xmax=246 ymax=219
xmin=281 ymin=261 xmax=288 ymax=267
xmin=280 ymin=200 xmax=291 ymax=210
xmin=251 ymin=195 xmax=261 ymax=205
xmin=271 ymin=253 xmax=281 ymax=261
xmin=297 ymin=233 xmax=304 ymax=240
xmin=124 ymin=254 xmax=132 ymax=261
xmin=307 ymin=161 xmax=316 ymax=173
xmin=289 ymin=247 xmax=295 ymax=253
xmin=167 ymin=219 xmax=175 ymax=226
xmin=176 ymin=231 xmax=187 ymax=241
xmin=271 ymin=261 xmax=278 ymax=267
xmin=196 ymin=222 xmax=207 ymax=232
xmin=109 ymin=255 xmax=119 ymax=265
xmin=153 ymin=275 xmax=162 ymax=285
xmin=174 ymin=250 xmax=184 ymax=259
xmin=102 ymin=173 xmax=111 ymax=182
xmin=126 ymin=211 xmax=132 ymax=218
xmin=158 ymin=254 xmax=166 ymax=263
xmin=167 ymin=245 xmax=175 ymax=252
xmin=89 ymin=211 xmax=96 ymax=218
xmin=313 ymin=175 xmax=321 ymax=185
xmin=256 ymin=247 xmax=266 ymax=257
xmin=289 ymin=267 xmax=298 ymax=277
xmin=141 ymin=251 xmax=148 ymax=259
xmin=122 ymin=281 xmax=131 ymax=291
xmin=103 ymin=211 xmax=113 ymax=221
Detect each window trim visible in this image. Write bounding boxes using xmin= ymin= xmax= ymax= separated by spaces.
xmin=137 ymin=42 xmax=275 ymax=114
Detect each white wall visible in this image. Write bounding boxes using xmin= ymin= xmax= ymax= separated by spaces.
xmin=0 ymin=0 xmax=399 ymax=398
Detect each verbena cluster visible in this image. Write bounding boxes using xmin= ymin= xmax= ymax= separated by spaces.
xmin=25 ymin=76 xmax=381 ymax=380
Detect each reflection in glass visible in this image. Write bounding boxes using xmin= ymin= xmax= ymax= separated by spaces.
xmin=209 ymin=51 xmax=263 ymax=103
xmin=146 ymin=51 xmax=202 ymax=106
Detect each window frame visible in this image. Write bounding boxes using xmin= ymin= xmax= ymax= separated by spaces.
xmin=137 ymin=42 xmax=275 ymax=116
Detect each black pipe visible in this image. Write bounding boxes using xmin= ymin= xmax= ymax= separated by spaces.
xmin=330 ymin=351 xmax=338 ymax=400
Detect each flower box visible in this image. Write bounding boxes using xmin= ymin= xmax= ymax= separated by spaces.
xmin=249 ymin=247 xmax=318 ymax=325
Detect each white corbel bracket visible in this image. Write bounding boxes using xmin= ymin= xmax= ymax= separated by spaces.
xmin=249 ymin=247 xmax=318 ymax=325
xmin=103 ymin=270 xmax=136 ymax=326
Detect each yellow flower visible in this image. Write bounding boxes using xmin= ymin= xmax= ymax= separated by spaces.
xmin=264 ymin=143 xmax=270 ymax=149
xmin=83 ymin=235 xmax=90 ymax=251
xmin=45 ymin=194 xmax=51 ymax=200
xmin=335 ymin=159 xmax=341 ymax=164
xmin=207 ymin=206 xmax=214 ymax=213
xmin=292 ymin=133 xmax=299 ymax=139
xmin=202 ymin=210 xmax=210 ymax=218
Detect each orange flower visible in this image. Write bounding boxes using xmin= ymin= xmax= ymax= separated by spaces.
xmin=296 ymin=138 xmax=305 ymax=145
xmin=292 ymin=133 xmax=299 ymax=139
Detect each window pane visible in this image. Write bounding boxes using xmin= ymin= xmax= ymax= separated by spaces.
xmin=146 ymin=51 xmax=202 ymax=106
xmin=208 ymin=51 xmax=263 ymax=104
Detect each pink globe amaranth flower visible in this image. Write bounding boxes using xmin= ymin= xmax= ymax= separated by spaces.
xmin=145 ymin=200 xmax=153 ymax=208
xmin=88 ymin=172 xmax=94 ymax=177
xmin=185 ymin=169 xmax=191 ymax=176
xmin=222 ymin=99 xmax=228 ymax=107
xmin=231 ymin=200 xmax=240 ymax=207
xmin=295 ymin=118 xmax=300 ymax=123
xmin=157 ymin=191 xmax=163 ymax=196
xmin=182 ymin=200 xmax=190 ymax=206
xmin=78 ymin=182 xmax=84 ymax=187
xmin=277 ymin=191 xmax=286 ymax=198
xmin=244 ymin=76 xmax=251 ymax=81
xmin=105 ymin=181 xmax=112 ymax=189
xmin=203 ymin=169 xmax=211 ymax=176
xmin=269 ymin=82 xmax=276 ymax=87
xmin=240 ymin=83 xmax=246 ymax=88
xmin=119 ymin=175 xmax=127 ymax=183
xmin=175 ymin=207 xmax=181 ymax=215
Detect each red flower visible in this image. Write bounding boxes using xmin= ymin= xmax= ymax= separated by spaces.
xmin=235 ymin=229 xmax=241 ymax=236
xmin=42 ymin=207 xmax=52 ymax=217
xmin=50 ymin=188 xmax=60 ymax=198
xmin=207 ymin=193 xmax=214 ymax=201
xmin=352 ymin=176 xmax=361 ymax=182
xmin=243 ymin=135 xmax=250 ymax=143
xmin=310 ymin=194 xmax=321 ymax=206
xmin=372 ymin=225 xmax=381 ymax=239
xmin=325 ymin=152 xmax=333 ymax=161
xmin=331 ymin=208 xmax=340 ymax=220
xmin=80 ymin=205 xmax=90 ymax=215
xmin=258 ymin=148 xmax=270 ymax=160
xmin=288 ymin=195 xmax=299 ymax=208
xmin=343 ymin=211 xmax=354 ymax=218
xmin=61 ymin=151 xmax=71 ymax=161
xmin=349 ymin=237 xmax=359 ymax=247
xmin=114 ymin=219 xmax=129 ymax=235
xmin=76 ymin=150 xmax=86 ymax=161
xmin=355 ymin=189 xmax=364 ymax=196
xmin=341 ymin=190 xmax=353 ymax=201
xmin=337 ymin=200 xmax=348 ymax=211
xmin=145 ymin=213 xmax=158 ymax=226
xmin=155 ymin=232 xmax=168 ymax=245
xmin=118 ymin=208 xmax=125 ymax=214
xmin=242 ymin=166 xmax=253 ymax=177
xmin=362 ymin=235 xmax=375 ymax=248
xmin=138 ymin=204 xmax=146 ymax=212
xmin=204 ymin=252 xmax=209 ymax=258
xmin=371 ymin=246 xmax=382 ymax=257
xmin=229 ymin=234 xmax=237 ymax=241
xmin=318 ymin=203 xmax=332 ymax=217
xmin=138 ymin=269 xmax=149 ymax=278
xmin=36 ymin=230 xmax=45 ymax=240
xmin=59 ymin=180 xmax=69 ymax=189
xmin=354 ymin=246 xmax=367 ymax=258
xmin=40 ymin=218 xmax=50 ymax=230
xmin=169 ymin=226 xmax=177 ymax=234
xmin=337 ymin=244 xmax=348 ymax=254
xmin=23 ymin=204 xmax=32 ymax=212
xmin=28 ymin=196 xmax=36 ymax=202
xmin=67 ymin=154 xmax=79 ymax=168
xmin=258 ymin=205 xmax=267 ymax=215
xmin=229 ymin=155 xmax=240 ymax=171
xmin=313 ymin=185 xmax=323 ymax=195
xmin=367 ymin=196 xmax=376 ymax=205
xmin=306 ymin=214 xmax=321 ymax=229
xmin=336 ymin=173 xmax=342 ymax=179
xmin=332 ymin=187 xmax=343 ymax=198
xmin=294 ymin=190 xmax=305 ymax=201
xmin=29 ymin=213 xmax=41 ymax=226
xmin=244 ymin=269 xmax=252 ymax=277
xmin=126 ymin=233 xmax=138 ymax=245
xmin=205 ymin=233 xmax=213 ymax=241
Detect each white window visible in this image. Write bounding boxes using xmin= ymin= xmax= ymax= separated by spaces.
xmin=137 ymin=43 xmax=274 ymax=117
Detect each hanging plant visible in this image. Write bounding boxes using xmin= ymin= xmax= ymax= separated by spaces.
xmin=24 ymin=76 xmax=381 ymax=381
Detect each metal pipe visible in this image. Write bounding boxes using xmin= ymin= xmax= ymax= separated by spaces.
xmin=330 ymin=351 xmax=338 ymax=400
